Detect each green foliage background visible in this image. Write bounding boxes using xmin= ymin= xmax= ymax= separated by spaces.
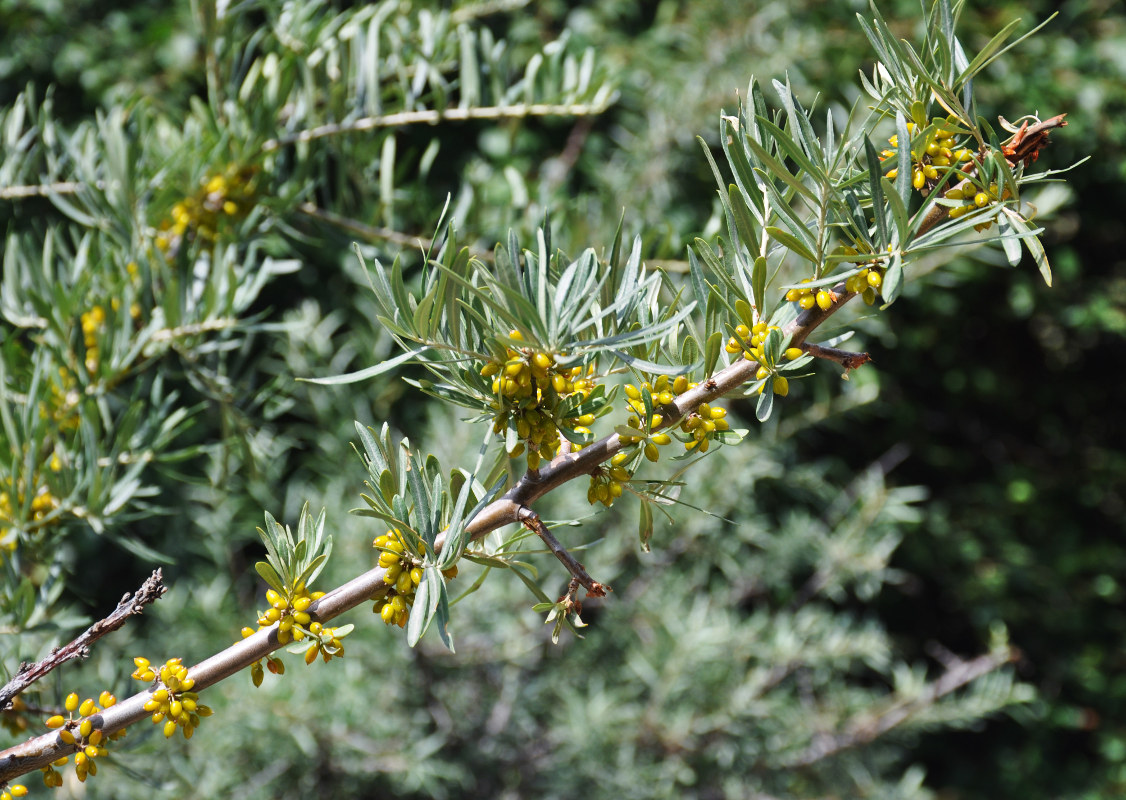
xmin=1 ymin=1 xmax=1123 ymax=798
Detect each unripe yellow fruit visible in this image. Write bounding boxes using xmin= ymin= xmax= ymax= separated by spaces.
xmin=773 ymin=376 xmax=790 ymax=396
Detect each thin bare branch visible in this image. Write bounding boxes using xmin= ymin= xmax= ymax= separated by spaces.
xmin=518 ymin=506 xmax=608 ymax=597
xmin=0 ymin=571 xmax=165 ymax=712
xmin=0 ymin=182 xmax=89 ymax=200
xmin=262 ymin=102 xmax=614 ymax=151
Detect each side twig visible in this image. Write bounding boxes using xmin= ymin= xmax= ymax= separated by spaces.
xmin=801 ymin=343 xmax=872 ymax=376
xmin=0 ymin=571 xmax=166 ymax=712
xmin=517 ymin=506 xmax=609 ymax=598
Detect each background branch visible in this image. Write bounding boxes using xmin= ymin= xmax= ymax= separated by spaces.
xmin=783 ymin=648 xmax=1018 ymax=768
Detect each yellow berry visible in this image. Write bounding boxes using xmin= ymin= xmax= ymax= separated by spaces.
xmin=45 ymin=715 xmax=65 ymax=729
xmin=784 ymin=347 xmax=803 ymax=361
xmin=816 ymin=290 xmax=833 ymax=311
xmin=65 ymin=693 xmax=79 ymax=712
xmin=163 ymin=720 xmax=177 ymax=738
xmin=867 ymin=271 xmax=883 ymax=289
xmin=78 ymin=698 xmax=97 ymax=717
xmin=773 ymin=376 xmax=790 ymax=396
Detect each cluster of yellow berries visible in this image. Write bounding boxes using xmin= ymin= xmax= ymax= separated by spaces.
xmin=254 ymin=584 xmax=323 ymax=645
xmin=155 ymin=164 xmax=257 ymax=253
xmin=784 ymin=280 xmax=828 ymax=311
xmin=132 ymin=657 xmax=212 ymax=740
xmin=679 ymin=400 xmax=731 ymax=451
xmin=620 ymin=378 xmax=677 ymax=457
xmin=80 ymin=305 xmax=106 ymax=374
xmin=753 ymin=350 xmax=803 ymax=398
xmin=480 ymin=330 xmax=597 ymax=469
xmin=42 ymin=365 xmax=81 ymax=433
xmin=243 ymin=640 xmax=286 ymax=687
xmin=943 ymin=182 xmax=1012 ymax=232
xmin=880 ymin=119 xmax=974 ymax=192
xmin=371 ymin=529 xmax=458 ymax=627
xmin=725 ymin=322 xmax=784 ymax=360
xmin=43 ymin=690 xmax=123 ymax=785
xmin=588 ymin=455 xmax=633 ymax=507
xmin=0 ymin=483 xmax=60 ymax=557
xmin=243 ymin=582 xmax=348 ymax=681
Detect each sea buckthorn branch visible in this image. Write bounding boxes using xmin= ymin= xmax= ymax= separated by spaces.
xmin=0 ymin=571 xmax=165 ymax=712
xmin=517 ymin=506 xmax=608 ymax=598
xmin=0 ymin=4 xmax=1073 ymax=787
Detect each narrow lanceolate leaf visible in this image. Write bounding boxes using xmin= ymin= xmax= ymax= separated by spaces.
xmin=638 ymin=500 xmax=654 ymax=553
xmin=406 ymin=571 xmax=431 ymax=647
xmin=752 ymin=256 xmax=767 ymax=320
xmin=882 ymin=251 xmax=904 ymax=306
xmin=255 ymin=562 xmax=285 ymax=594
xmin=766 ymin=226 xmax=817 ymax=265
xmin=1003 ymin=209 xmax=1051 ymax=285
xmin=755 ymin=381 xmax=774 ymax=422
xmin=865 ymin=137 xmax=889 ymax=250
xmin=996 ymin=211 xmax=1023 ymax=267
xmin=301 ymin=347 xmax=429 ymax=385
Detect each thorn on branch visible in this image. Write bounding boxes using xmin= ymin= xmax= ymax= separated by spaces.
xmin=517 ymin=506 xmax=609 ymax=598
